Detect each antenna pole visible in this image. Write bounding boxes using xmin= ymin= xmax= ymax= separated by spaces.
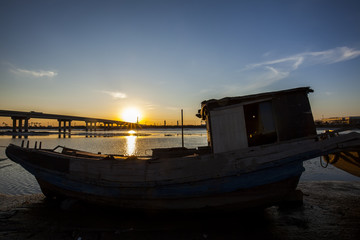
xmin=181 ymin=109 xmax=184 ymax=148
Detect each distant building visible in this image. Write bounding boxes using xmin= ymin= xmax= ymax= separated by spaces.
xmin=317 ymin=116 xmax=360 ymax=125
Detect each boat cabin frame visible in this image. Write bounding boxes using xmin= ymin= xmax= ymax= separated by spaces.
xmin=197 ymin=87 xmax=316 ymax=154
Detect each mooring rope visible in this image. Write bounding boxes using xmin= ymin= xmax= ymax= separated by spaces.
xmin=320 ymin=156 xmax=329 ymax=168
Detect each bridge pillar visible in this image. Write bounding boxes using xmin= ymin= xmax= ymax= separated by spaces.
xmin=58 ymin=119 xmax=62 ymax=133
xmin=11 ymin=117 xmax=30 ymax=133
xmin=57 ymin=119 xmax=72 ymax=136
xmin=62 ymin=120 xmax=66 ymax=132
xmin=12 ymin=117 xmax=16 ymax=133
xmin=87 ymin=121 xmax=96 ymax=132
xmin=24 ymin=118 xmax=29 ymax=132
xmin=67 ymin=120 xmax=72 ymax=133
xmin=18 ymin=119 xmax=23 ymax=132
xmin=58 ymin=119 xmax=70 ymax=133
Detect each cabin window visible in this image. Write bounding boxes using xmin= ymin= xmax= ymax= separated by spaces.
xmin=244 ymin=101 xmax=277 ymax=147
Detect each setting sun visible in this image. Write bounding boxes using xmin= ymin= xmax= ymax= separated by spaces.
xmin=121 ymin=108 xmax=141 ymax=123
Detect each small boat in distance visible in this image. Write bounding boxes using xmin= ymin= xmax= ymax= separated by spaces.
xmin=6 ymin=87 xmax=360 ymax=211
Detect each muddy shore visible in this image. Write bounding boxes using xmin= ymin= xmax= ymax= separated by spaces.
xmin=1 ymin=181 xmax=359 ymax=240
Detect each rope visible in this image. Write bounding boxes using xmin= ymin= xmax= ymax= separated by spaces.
xmin=320 ymin=156 xmax=329 ymax=168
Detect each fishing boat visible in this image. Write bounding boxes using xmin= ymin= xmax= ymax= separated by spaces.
xmin=6 ymin=87 xmax=360 ymax=210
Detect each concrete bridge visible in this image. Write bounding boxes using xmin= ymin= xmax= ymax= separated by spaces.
xmin=0 ymin=110 xmax=130 ymax=133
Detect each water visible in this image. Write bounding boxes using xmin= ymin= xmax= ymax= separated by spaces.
xmin=0 ymin=128 xmax=358 ymax=195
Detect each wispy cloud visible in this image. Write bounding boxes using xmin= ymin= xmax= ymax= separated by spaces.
xmin=325 ymin=92 xmax=333 ymax=96
xmin=245 ymin=46 xmax=360 ymax=71
xmin=11 ymin=67 xmax=58 ymax=78
xmin=238 ymin=46 xmax=360 ymax=92
xmin=145 ymin=103 xmax=158 ymax=110
xmin=101 ymin=90 xmax=127 ymax=99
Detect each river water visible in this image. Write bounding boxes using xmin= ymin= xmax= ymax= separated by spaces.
xmin=0 ymin=128 xmax=358 ymax=195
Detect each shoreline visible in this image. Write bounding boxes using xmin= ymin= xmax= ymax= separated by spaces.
xmin=0 ymin=125 xmax=357 ymax=137
xmin=0 ymin=126 xmax=205 ymax=137
xmin=1 ymin=181 xmax=359 ymax=239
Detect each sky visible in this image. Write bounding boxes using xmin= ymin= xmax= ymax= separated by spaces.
xmin=1 ymin=0 xmax=360 ymax=125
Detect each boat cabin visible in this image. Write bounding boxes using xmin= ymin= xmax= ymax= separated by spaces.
xmin=197 ymin=87 xmax=316 ymax=154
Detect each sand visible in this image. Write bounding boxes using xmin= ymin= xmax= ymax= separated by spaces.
xmin=0 ymin=181 xmax=359 ymax=240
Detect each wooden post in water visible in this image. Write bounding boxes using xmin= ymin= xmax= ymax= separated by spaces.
xmin=181 ymin=109 xmax=184 ymax=148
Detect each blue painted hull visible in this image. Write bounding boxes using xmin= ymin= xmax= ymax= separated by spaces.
xmin=6 ymin=144 xmax=304 ymax=210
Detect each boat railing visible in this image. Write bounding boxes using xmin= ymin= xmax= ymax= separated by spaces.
xmin=51 ymin=145 xmax=152 ymax=160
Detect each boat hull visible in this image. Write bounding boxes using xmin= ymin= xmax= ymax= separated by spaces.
xmin=35 ymin=174 xmax=301 ymax=211
xmin=6 ymin=144 xmax=304 ymax=210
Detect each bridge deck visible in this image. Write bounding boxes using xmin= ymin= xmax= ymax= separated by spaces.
xmin=0 ymin=110 xmax=130 ymax=133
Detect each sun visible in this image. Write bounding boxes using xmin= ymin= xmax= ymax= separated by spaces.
xmin=121 ymin=108 xmax=141 ymax=123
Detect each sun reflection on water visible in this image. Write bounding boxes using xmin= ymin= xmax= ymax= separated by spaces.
xmin=126 ymin=130 xmax=137 ymax=155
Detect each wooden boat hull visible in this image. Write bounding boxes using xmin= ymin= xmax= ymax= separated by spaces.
xmin=6 ymin=144 xmax=304 ymax=210
xmin=35 ymin=175 xmax=301 ymax=210
xmin=7 ymin=131 xmax=360 ymax=210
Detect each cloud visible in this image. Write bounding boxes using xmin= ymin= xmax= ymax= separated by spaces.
xmin=325 ymin=92 xmax=333 ymax=96
xmin=145 ymin=103 xmax=158 ymax=110
xmin=245 ymin=46 xmax=360 ymax=71
xmin=101 ymin=90 xmax=127 ymax=99
xmin=11 ymin=67 xmax=58 ymax=78
xmin=265 ymin=66 xmax=289 ymax=79
xmin=237 ymin=46 xmax=360 ymax=92
xmin=308 ymin=47 xmax=360 ymax=64
xmin=232 ymin=66 xmax=290 ymax=94
xmin=246 ymin=56 xmax=303 ymax=71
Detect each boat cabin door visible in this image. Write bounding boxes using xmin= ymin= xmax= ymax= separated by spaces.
xmin=209 ymin=100 xmax=278 ymax=154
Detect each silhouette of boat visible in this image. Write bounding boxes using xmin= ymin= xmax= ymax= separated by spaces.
xmin=6 ymin=87 xmax=360 ymax=210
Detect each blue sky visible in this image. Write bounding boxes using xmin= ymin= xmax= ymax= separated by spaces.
xmin=1 ymin=0 xmax=360 ymax=125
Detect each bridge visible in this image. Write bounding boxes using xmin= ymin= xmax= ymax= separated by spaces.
xmin=0 ymin=110 xmax=130 ymax=133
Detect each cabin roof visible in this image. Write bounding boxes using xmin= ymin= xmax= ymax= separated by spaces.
xmin=201 ymin=87 xmax=313 ymax=110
